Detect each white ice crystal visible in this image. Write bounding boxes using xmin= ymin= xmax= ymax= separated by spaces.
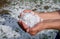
xmin=20 ymin=12 xmax=43 ymax=28
xmin=0 ymin=25 xmax=20 ymax=39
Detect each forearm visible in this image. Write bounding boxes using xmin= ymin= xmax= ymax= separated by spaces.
xmin=33 ymin=11 xmax=60 ymax=31
xmin=35 ymin=11 xmax=60 ymax=20
xmin=43 ymin=19 xmax=60 ymax=30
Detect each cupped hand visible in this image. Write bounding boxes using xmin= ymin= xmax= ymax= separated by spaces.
xmin=18 ymin=10 xmax=44 ymax=35
xmin=18 ymin=20 xmax=39 ymax=35
xmin=18 ymin=20 xmax=45 ymax=35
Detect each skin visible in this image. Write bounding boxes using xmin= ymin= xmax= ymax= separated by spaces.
xmin=18 ymin=10 xmax=60 ymax=36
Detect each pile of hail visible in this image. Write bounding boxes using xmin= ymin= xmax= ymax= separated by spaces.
xmin=19 ymin=11 xmax=43 ymax=28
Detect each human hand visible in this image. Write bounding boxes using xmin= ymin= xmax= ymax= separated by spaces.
xmin=18 ymin=20 xmax=45 ymax=35
xmin=18 ymin=10 xmax=60 ymax=36
xmin=18 ymin=20 xmax=40 ymax=35
xmin=18 ymin=10 xmax=44 ymax=35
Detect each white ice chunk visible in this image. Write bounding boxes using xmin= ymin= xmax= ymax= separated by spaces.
xmin=20 ymin=12 xmax=43 ymax=28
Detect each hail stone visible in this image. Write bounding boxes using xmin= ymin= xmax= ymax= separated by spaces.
xmin=20 ymin=12 xmax=43 ymax=28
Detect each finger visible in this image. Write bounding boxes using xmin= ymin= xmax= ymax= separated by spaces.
xmin=21 ymin=21 xmax=29 ymax=29
xmin=18 ymin=20 xmax=28 ymax=32
xmin=21 ymin=21 xmax=29 ymax=32
xmin=28 ymin=28 xmax=38 ymax=35
xmin=18 ymin=20 xmax=29 ymax=29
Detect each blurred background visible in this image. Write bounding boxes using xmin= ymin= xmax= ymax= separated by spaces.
xmin=0 ymin=0 xmax=60 ymax=12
